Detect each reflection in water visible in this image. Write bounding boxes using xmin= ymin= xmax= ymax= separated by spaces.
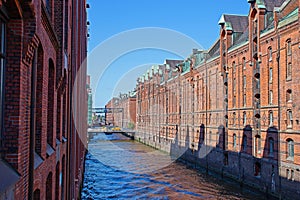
xmin=81 ymin=133 xmax=267 ymax=199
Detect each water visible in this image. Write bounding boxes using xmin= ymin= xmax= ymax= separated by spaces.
xmin=81 ymin=133 xmax=269 ymax=200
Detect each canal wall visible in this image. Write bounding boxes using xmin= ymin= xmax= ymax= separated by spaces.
xmin=135 ymin=131 xmax=300 ymax=200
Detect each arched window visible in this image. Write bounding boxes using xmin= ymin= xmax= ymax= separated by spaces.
xmin=287 ymin=62 xmax=292 ymax=80
xmin=268 ymin=46 xmax=272 ymax=61
xmin=33 ymin=189 xmax=40 ymax=200
xmin=242 ymin=57 xmax=246 ymax=70
xmin=286 ymin=39 xmax=292 ymax=55
xmin=269 ymin=111 xmax=273 ymax=126
xmin=233 ymin=133 xmax=237 ymax=149
xmin=286 ymin=89 xmax=292 ymax=102
xmin=35 ymin=45 xmax=44 ymax=155
xmin=243 ymin=112 xmax=247 ymax=126
xmin=255 ymin=135 xmax=261 ymax=156
xmin=46 ymin=172 xmax=53 ymax=200
xmin=233 ymin=112 xmax=236 ymax=125
xmin=269 ymin=67 xmax=273 ymax=83
xmin=287 ymin=139 xmax=294 ymax=160
xmin=287 ymin=109 xmax=293 ymax=128
xmin=47 ymin=59 xmax=55 ymax=146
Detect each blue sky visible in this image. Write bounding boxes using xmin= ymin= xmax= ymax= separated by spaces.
xmin=86 ymin=0 xmax=250 ymax=107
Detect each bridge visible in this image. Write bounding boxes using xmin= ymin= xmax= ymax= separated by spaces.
xmin=87 ymin=126 xmax=135 ymax=140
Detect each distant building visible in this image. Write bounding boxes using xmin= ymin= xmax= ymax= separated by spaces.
xmin=87 ymin=75 xmax=93 ymax=126
xmin=105 ymin=92 xmax=137 ymax=129
xmin=136 ymin=0 xmax=300 ymax=198
xmin=0 ymin=1 xmax=88 ymax=199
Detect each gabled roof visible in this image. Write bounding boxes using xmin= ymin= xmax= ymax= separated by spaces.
xmin=263 ymin=0 xmax=286 ymax=11
xmin=219 ymin=14 xmax=248 ymax=32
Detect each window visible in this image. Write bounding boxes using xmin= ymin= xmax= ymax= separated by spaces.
xmin=269 ymin=137 xmax=274 ymax=156
xmin=287 ymin=62 xmax=292 ymax=80
xmin=232 ymin=62 xmax=236 ymax=74
xmin=243 ymin=57 xmax=246 ymax=70
xmin=255 ymin=135 xmax=261 ymax=155
xmin=268 ymin=47 xmax=272 ymax=61
xmin=233 ymin=112 xmax=236 ymax=125
xmin=243 ymin=112 xmax=247 ymax=126
xmin=233 ymin=78 xmax=236 ymax=92
xmin=269 ymin=67 xmax=273 ymax=83
xmin=287 ymin=39 xmax=292 ymax=55
xmin=269 ymin=90 xmax=273 ymax=105
xmin=243 ymin=75 xmax=246 ymax=90
xmin=233 ymin=134 xmax=237 ymax=149
xmin=243 ymin=94 xmax=246 ymax=107
xmin=233 ymin=95 xmax=236 ymax=108
xmin=287 ymin=110 xmax=293 ymax=128
xmin=286 ymin=89 xmax=292 ymax=102
xmin=0 ymin=19 xmax=5 ymax=156
xmin=269 ymin=111 xmax=273 ymax=126
xmin=287 ymin=139 xmax=294 ymax=159
xmin=242 ymin=135 xmax=247 ymax=152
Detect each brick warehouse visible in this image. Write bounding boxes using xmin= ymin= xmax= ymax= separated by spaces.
xmin=0 ymin=0 xmax=88 ymax=200
xmin=134 ymin=0 xmax=300 ymax=198
xmin=105 ymin=92 xmax=136 ymax=129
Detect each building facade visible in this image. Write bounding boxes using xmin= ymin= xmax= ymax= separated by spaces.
xmin=136 ymin=0 xmax=300 ymax=198
xmin=0 ymin=0 xmax=88 ymax=199
xmin=105 ymin=93 xmax=137 ymax=129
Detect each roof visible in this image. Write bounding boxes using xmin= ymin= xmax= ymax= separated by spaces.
xmin=219 ymin=14 xmax=248 ymax=32
xmin=263 ymin=0 xmax=286 ymax=11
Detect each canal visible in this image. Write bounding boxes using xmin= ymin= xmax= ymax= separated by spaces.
xmin=81 ymin=132 xmax=271 ymax=199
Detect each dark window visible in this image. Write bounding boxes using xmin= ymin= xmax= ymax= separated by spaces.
xmin=286 ymin=89 xmax=292 ymax=102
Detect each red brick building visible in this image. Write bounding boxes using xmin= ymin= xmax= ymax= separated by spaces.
xmin=0 ymin=0 xmax=88 ymax=199
xmin=105 ymin=92 xmax=137 ymax=129
xmin=136 ymin=0 xmax=300 ymax=198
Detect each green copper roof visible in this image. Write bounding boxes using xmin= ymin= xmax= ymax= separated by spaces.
xmin=256 ymin=0 xmax=266 ymax=9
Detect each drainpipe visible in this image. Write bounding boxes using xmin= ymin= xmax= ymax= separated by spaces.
xmin=28 ymin=48 xmax=37 ymax=200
